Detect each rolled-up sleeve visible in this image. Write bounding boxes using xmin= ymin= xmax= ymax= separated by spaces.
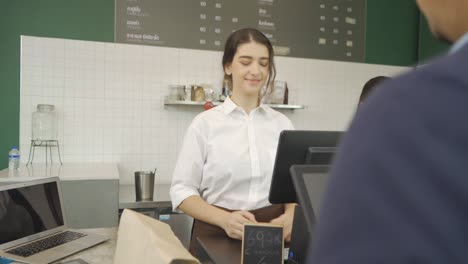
xmin=170 ymin=124 xmax=206 ymax=212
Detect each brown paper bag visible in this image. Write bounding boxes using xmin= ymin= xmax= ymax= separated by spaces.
xmin=113 ymin=209 xmax=200 ymax=264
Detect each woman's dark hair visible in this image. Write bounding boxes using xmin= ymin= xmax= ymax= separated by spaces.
xmin=359 ymin=76 xmax=391 ymax=103
xmin=222 ymin=28 xmax=276 ymax=97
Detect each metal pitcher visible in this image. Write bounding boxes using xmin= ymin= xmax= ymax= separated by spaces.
xmin=134 ymin=170 xmax=156 ymax=201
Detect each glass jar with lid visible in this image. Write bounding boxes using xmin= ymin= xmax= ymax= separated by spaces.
xmin=32 ymin=104 xmax=57 ymax=141
xmin=168 ymin=85 xmax=185 ymax=100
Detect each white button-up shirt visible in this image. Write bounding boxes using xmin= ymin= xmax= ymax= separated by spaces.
xmin=170 ymin=97 xmax=294 ymax=211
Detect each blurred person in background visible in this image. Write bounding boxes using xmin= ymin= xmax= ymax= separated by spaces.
xmin=358 ymin=76 xmax=391 ymax=105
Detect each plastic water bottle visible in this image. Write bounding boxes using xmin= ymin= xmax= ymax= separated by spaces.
xmin=8 ymin=146 xmax=20 ymax=171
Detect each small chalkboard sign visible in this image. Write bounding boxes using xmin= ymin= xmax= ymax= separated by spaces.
xmin=241 ymin=223 xmax=284 ymax=264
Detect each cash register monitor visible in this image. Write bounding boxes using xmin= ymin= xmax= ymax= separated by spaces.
xmin=268 ymin=130 xmax=341 ymax=204
xmin=289 ymin=165 xmax=330 ymax=263
xmin=290 ymin=165 xmax=330 ymax=232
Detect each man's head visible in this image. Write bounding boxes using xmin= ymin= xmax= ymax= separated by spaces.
xmin=416 ymin=0 xmax=468 ymax=43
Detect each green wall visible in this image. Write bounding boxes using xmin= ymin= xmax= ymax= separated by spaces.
xmin=365 ymin=0 xmax=420 ymax=66
xmin=418 ymin=13 xmax=451 ymax=63
xmin=0 ymin=0 xmax=114 ymax=169
xmin=0 ymin=0 xmax=447 ymax=170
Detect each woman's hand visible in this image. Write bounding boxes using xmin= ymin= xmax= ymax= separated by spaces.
xmin=221 ymin=211 xmax=257 ymax=240
xmin=270 ymin=204 xmax=296 ymax=242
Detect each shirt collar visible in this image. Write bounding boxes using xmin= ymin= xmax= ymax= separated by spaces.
xmin=221 ymin=96 xmax=238 ymax=115
xmin=257 ymin=101 xmax=269 ymax=113
xmin=221 ymin=96 xmax=269 ymax=116
xmin=450 ymin=32 xmax=468 ymax=53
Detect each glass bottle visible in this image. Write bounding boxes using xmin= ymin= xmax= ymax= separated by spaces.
xmin=219 ymin=80 xmax=229 ymax=102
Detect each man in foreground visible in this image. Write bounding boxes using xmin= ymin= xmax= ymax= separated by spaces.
xmin=311 ymin=1 xmax=468 ymax=263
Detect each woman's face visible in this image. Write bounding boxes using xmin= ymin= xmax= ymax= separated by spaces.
xmin=224 ymin=41 xmax=270 ymax=97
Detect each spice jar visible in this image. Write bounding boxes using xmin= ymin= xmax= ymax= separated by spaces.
xmin=192 ymin=85 xmax=206 ymax=102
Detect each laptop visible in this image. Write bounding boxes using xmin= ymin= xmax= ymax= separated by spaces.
xmin=289 ymin=165 xmax=330 ymax=262
xmin=0 ymin=177 xmax=108 ymax=264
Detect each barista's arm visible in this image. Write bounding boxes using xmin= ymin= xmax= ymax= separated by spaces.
xmin=179 ymin=195 xmax=257 ymax=240
xmin=270 ymin=203 xmax=296 ymax=242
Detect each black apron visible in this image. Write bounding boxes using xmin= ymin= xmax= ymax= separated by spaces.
xmin=189 ymin=204 xmax=285 ymax=255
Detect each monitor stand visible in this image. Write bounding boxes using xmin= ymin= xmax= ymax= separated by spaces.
xmin=287 ymin=205 xmax=310 ymax=264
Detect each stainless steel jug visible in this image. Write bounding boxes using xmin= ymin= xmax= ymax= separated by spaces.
xmin=134 ymin=170 xmax=155 ymax=201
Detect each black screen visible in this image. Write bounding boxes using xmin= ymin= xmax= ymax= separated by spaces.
xmin=0 ymin=182 xmax=64 ymax=244
xmin=305 ymin=147 xmax=336 ymax=166
xmin=269 ymin=130 xmax=342 ymax=204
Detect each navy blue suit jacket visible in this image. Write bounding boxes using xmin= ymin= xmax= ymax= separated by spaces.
xmin=310 ymin=44 xmax=468 ymax=263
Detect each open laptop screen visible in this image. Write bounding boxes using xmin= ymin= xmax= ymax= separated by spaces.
xmin=0 ymin=181 xmax=64 ymax=244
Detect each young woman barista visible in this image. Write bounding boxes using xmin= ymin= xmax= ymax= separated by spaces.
xmin=170 ymin=28 xmax=295 ymax=253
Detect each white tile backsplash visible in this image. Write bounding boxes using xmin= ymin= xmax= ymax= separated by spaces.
xmin=20 ymin=35 xmax=409 ymax=184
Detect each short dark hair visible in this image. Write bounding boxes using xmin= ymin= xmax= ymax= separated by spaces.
xmin=222 ymin=28 xmax=276 ymax=97
xmin=359 ymin=76 xmax=391 ymax=103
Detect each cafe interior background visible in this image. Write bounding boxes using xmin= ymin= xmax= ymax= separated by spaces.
xmin=0 ymin=1 xmax=448 ymax=207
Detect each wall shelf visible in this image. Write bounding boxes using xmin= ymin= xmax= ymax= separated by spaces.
xmin=164 ymin=100 xmax=305 ymax=110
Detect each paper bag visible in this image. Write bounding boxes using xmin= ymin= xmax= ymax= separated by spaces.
xmin=113 ymin=209 xmax=200 ymax=264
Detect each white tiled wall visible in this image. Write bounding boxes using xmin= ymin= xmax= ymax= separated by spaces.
xmin=20 ymin=35 xmax=409 ymax=184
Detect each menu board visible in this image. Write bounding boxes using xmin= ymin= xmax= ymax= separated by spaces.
xmin=115 ymin=0 xmax=366 ymax=62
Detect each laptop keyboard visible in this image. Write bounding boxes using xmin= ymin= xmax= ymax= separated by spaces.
xmin=6 ymin=231 xmax=86 ymax=257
